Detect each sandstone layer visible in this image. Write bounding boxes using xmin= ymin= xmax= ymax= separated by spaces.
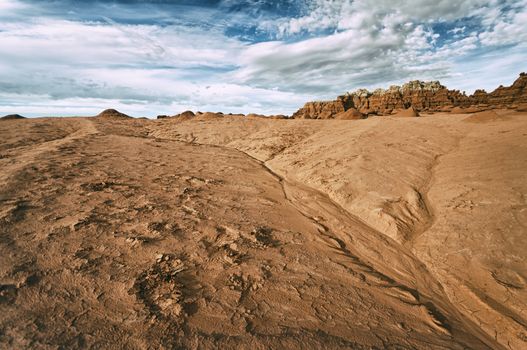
xmin=293 ymin=73 xmax=527 ymax=119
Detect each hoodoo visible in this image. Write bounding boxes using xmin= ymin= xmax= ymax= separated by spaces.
xmin=293 ymin=73 xmax=527 ymax=119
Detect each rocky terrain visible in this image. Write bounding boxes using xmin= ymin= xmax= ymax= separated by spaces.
xmin=293 ymin=72 xmax=527 ymax=118
xmin=1 ymin=73 xmax=527 ymax=349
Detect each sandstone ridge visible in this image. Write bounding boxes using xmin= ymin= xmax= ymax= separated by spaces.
xmin=293 ymin=72 xmax=527 ymax=119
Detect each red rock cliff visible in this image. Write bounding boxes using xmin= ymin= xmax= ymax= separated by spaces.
xmin=293 ymin=73 xmax=527 ymax=119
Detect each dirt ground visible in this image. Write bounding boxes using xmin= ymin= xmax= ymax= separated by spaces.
xmin=0 ymin=110 xmax=525 ymax=349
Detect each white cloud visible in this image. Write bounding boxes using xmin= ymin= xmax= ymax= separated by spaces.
xmin=0 ymin=0 xmax=526 ymax=117
xmin=444 ymin=45 xmax=527 ymax=93
xmin=275 ymin=0 xmax=493 ymax=36
xmin=235 ymin=18 xmax=451 ymax=94
xmin=0 ymin=17 xmax=310 ymax=117
xmin=0 ymin=0 xmax=26 ymax=12
xmin=0 ymin=19 xmax=243 ymax=68
xmin=478 ymin=1 xmax=527 ymax=46
xmin=0 ymin=83 xmax=310 ymax=118
xmin=242 ymin=0 xmax=526 ymax=95
xmin=0 ymin=18 xmax=296 ymax=116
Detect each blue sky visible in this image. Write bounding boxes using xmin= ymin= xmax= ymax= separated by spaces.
xmin=0 ymin=0 xmax=526 ymax=117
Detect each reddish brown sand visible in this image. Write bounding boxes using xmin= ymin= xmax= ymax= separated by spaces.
xmin=0 ymin=110 xmax=525 ymax=349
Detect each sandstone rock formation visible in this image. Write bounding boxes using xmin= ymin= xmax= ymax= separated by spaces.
xmin=292 ymin=100 xmax=347 ymax=119
xmin=487 ymin=72 xmax=527 ymax=106
xmin=293 ymin=72 xmax=527 ymax=119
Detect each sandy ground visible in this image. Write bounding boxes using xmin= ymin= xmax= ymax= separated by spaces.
xmin=0 ymin=111 xmax=525 ymax=349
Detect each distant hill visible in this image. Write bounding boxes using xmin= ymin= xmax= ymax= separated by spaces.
xmin=96 ymin=109 xmax=132 ymax=119
xmin=1 ymin=114 xmax=26 ymax=120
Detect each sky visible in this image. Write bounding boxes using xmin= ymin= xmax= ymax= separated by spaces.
xmin=0 ymin=0 xmax=526 ymax=117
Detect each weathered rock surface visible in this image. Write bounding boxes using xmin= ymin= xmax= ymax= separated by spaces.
xmin=293 ymin=73 xmax=527 ymax=119
xmin=487 ymin=72 xmax=527 ymax=106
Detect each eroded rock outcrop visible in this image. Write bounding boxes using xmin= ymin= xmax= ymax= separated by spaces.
xmin=292 ymin=100 xmax=348 ymax=119
xmin=488 ymin=72 xmax=527 ymax=106
xmin=293 ymin=73 xmax=527 ymax=119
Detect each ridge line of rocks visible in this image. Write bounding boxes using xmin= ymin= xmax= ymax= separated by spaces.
xmin=292 ymin=72 xmax=527 ymax=119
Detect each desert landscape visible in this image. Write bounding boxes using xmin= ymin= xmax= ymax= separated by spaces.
xmin=1 ymin=73 xmax=526 ymax=349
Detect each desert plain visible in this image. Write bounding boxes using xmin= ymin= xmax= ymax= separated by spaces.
xmin=1 ymin=85 xmax=527 ymax=349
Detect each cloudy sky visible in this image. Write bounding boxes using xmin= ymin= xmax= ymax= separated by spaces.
xmin=0 ymin=0 xmax=526 ymax=117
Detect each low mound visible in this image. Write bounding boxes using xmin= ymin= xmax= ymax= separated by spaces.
xmin=450 ymin=107 xmax=465 ymax=114
xmin=438 ymin=106 xmax=454 ymax=112
xmin=466 ymin=106 xmax=487 ymax=113
xmin=169 ymin=111 xmax=196 ymax=121
xmin=463 ymin=110 xmax=510 ymax=123
xmin=178 ymin=111 xmax=195 ymax=119
xmin=451 ymin=106 xmax=485 ymax=114
xmin=195 ymin=112 xmax=224 ymax=120
xmin=334 ymin=108 xmax=365 ymax=120
xmin=1 ymin=114 xmax=26 ymax=120
xmin=393 ymin=107 xmax=420 ymax=118
xmin=246 ymin=113 xmax=266 ymax=119
xmin=96 ymin=109 xmax=131 ymax=119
